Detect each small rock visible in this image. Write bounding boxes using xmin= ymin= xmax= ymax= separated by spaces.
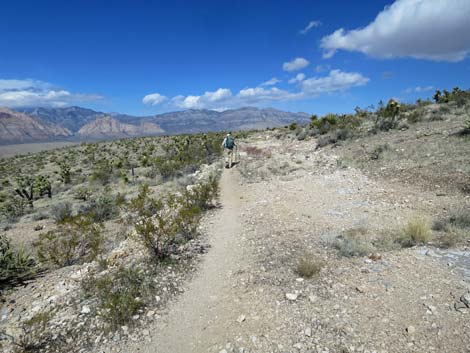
xmin=219 ymin=350 xmax=228 ymax=353
xmin=81 ymin=305 xmax=91 ymax=314
xmin=286 ymin=292 xmax=299 ymax=301
xmin=356 ymin=286 xmax=366 ymax=294
xmin=406 ymin=326 xmax=416 ymax=334
xmin=142 ymin=329 xmax=150 ymax=336
xmin=236 ymin=314 xmax=246 ymax=323
xmin=455 ymin=302 xmax=468 ymax=311
xmin=132 ymin=314 xmax=140 ymax=320
xmin=461 ymin=293 xmax=470 ymax=307
xmin=304 ymin=327 xmax=312 ymax=337
xmin=146 ymin=310 xmax=155 ymax=317
xmin=121 ymin=326 xmax=129 ymax=334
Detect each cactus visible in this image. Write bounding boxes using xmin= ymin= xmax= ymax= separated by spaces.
xmin=15 ymin=175 xmax=52 ymax=208
xmin=58 ymin=161 xmax=71 ymax=184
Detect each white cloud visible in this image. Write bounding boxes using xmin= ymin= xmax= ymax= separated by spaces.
xmin=143 ymin=70 xmax=369 ymax=110
xmin=315 ymin=64 xmax=331 ymax=73
xmin=169 ymin=88 xmax=234 ymax=109
xmin=283 ymin=57 xmax=310 ymax=72
xmin=142 ymin=93 xmax=167 ymax=105
xmin=288 ymin=73 xmax=306 ymax=84
xmin=301 ymin=69 xmax=369 ymax=95
xmin=299 ymin=20 xmax=321 ymax=34
xmin=405 ymin=85 xmax=434 ymax=93
xmin=320 ymin=0 xmax=470 ymax=61
xmin=0 ymin=79 xmax=103 ymax=107
xmin=260 ymin=77 xmax=281 ymax=86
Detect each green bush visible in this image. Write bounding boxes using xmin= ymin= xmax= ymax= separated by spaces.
xmin=0 ymin=196 xmax=28 ymax=222
xmin=80 ymin=191 xmax=119 ymax=222
xmin=0 ymin=234 xmax=36 ymax=286
xmin=50 ymin=202 xmax=73 ymax=223
xmin=37 ymin=215 xmax=104 ymax=267
xmin=82 ymin=266 xmax=153 ymax=329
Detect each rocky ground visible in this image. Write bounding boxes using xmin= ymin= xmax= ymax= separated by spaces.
xmin=2 ymin=129 xmax=469 ymax=353
xmin=108 ymin=132 xmax=469 ymax=353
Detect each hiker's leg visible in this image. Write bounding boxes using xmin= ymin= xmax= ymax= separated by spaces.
xmin=228 ymin=149 xmax=233 ymax=168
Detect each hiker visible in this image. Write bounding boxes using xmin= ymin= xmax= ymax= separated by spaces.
xmin=222 ymin=133 xmax=237 ymax=168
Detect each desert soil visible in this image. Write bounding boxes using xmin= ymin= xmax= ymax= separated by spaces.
xmin=109 ymin=134 xmax=470 ymax=353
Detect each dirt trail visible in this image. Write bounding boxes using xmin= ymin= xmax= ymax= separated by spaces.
xmin=119 ymin=135 xmax=469 ymax=353
xmin=126 ymin=168 xmax=253 ymax=353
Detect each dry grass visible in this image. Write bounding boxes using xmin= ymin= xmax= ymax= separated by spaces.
xmin=402 ymin=216 xmax=432 ymax=245
xmin=295 ymin=253 xmax=323 ymax=278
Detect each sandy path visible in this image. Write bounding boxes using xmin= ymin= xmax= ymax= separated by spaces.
xmin=133 ymin=168 xmax=247 ymax=353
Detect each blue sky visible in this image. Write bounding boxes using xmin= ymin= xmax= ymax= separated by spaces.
xmin=0 ymin=0 xmax=469 ymax=116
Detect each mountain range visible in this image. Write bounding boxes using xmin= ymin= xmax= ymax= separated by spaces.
xmin=0 ymin=106 xmax=310 ymax=144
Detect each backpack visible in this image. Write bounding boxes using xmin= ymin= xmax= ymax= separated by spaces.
xmin=224 ymin=136 xmax=235 ymax=149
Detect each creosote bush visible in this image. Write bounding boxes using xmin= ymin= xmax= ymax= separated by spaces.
xmin=128 ymin=176 xmax=219 ymax=260
xmin=82 ymin=266 xmax=153 ymax=329
xmin=37 ymin=215 xmax=104 ymax=267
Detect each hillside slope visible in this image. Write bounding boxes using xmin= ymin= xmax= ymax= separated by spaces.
xmin=0 ymin=107 xmax=72 ymax=143
xmin=77 ymin=116 xmax=163 ymax=138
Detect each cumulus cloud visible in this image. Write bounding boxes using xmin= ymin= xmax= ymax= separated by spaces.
xmin=171 ymin=88 xmax=233 ymax=109
xmin=283 ymin=57 xmax=310 ymax=72
xmin=143 ymin=70 xmax=369 ymax=110
xmin=288 ymin=73 xmax=306 ymax=84
xmin=260 ymin=77 xmax=281 ymax=86
xmin=320 ymin=0 xmax=470 ymax=61
xmin=299 ymin=20 xmax=321 ymax=34
xmin=405 ymin=85 xmax=434 ymax=93
xmin=0 ymin=79 xmax=103 ymax=107
xmin=301 ymin=69 xmax=369 ymax=95
xmin=142 ymin=93 xmax=167 ymax=105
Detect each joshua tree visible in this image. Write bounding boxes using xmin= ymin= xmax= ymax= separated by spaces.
xmin=433 ymin=90 xmax=442 ymax=103
xmin=15 ymin=175 xmax=52 ymax=208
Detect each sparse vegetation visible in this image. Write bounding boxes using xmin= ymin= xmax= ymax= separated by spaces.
xmin=296 ymin=253 xmax=323 ymax=278
xmin=0 ymin=234 xmax=36 ymax=286
xmin=400 ymin=216 xmax=432 ymax=246
xmin=37 ymin=215 xmax=104 ymax=267
xmin=82 ymin=266 xmax=153 ymax=329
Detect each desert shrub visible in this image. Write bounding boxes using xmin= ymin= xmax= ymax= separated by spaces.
xmin=184 ymin=175 xmax=219 ymax=211
xmin=82 ymin=266 xmax=153 ymax=329
xmin=316 ymin=134 xmax=337 ymax=148
xmin=50 ymin=202 xmax=73 ymax=223
xmin=438 ymin=227 xmax=461 ymax=249
xmin=459 ymin=118 xmax=470 ymax=136
xmin=90 ymin=159 xmax=113 ymax=185
xmin=73 ymin=186 xmax=92 ymax=201
xmin=370 ymin=144 xmax=389 ymax=160
xmin=129 ymin=177 xmax=218 ymax=260
xmin=31 ymin=212 xmax=49 ymax=221
xmin=37 ymin=215 xmax=104 ymax=267
xmin=333 ymin=229 xmax=372 ymax=257
xmin=296 ymin=253 xmax=323 ymax=278
xmin=128 ymin=184 xmax=179 ymax=260
xmin=400 ymin=216 xmax=432 ymax=246
xmin=407 ymin=111 xmax=422 ymax=124
xmin=289 ymin=123 xmax=298 ymax=130
xmin=0 ymin=234 xmax=36 ymax=286
xmin=435 ymin=209 xmax=470 ymax=231
xmin=0 ymin=196 xmax=28 ymax=222
xmin=296 ymin=129 xmax=308 ymax=141
xmin=310 ymin=114 xmax=338 ymax=134
xmin=80 ymin=191 xmax=119 ymax=222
